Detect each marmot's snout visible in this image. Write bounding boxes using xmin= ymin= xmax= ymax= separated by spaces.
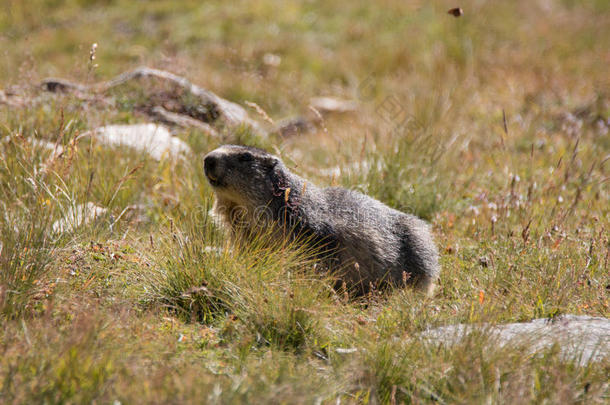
xmin=204 ymin=151 xmax=223 ymax=186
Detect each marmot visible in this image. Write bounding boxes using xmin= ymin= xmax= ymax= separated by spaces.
xmin=204 ymin=145 xmax=440 ymax=295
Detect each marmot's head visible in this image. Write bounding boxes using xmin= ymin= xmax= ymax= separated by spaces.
xmin=204 ymin=145 xmax=283 ymax=206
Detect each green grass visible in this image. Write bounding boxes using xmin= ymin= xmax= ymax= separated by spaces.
xmin=1 ymin=0 xmax=609 ymax=403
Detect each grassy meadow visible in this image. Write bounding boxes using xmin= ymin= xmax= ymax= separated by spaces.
xmin=1 ymin=0 xmax=609 ymax=403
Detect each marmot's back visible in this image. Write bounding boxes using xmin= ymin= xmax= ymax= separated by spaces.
xmin=321 ymin=187 xmax=439 ymax=293
xmin=204 ymin=145 xmax=440 ymax=295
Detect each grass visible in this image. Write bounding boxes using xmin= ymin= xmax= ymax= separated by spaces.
xmin=1 ymin=0 xmax=609 ymax=403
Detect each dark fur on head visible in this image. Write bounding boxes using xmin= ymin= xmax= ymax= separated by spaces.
xmin=204 ymin=145 xmax=280 ymax=204
xmin=203 ymin=145 xmax=305 ymax=236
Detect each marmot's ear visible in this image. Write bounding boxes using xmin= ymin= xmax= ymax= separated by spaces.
xmin=262 ymin=156 xmax=279 ymax=169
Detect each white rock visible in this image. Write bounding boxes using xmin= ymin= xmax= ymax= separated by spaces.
xmin=263 ymin=53 xmax=281 ymax=67
xmin=420 ymin=315 xmax=610 ymax=365
xmin=204 ymin=246 xmax=226 ymax=255
xmin=53 ymin=202 xmax=107 ymax=233
xmin=310 ymin=97 xmax=358 ymax=113
xmin=335 ymin=347 xmax=358 ymax=354
xmin=31 ymin=139 xmax=64 ymax=158
xmin=91 ymin=123 xmax=191 ymax=160
xmin=319 ymin=160 xmax=383 ymax=178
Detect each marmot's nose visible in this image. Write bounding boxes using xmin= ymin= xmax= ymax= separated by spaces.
xmin=204 ymin=153 xmax=220 ymax=180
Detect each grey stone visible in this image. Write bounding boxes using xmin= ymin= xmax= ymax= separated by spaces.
xmin=88 ymin=123 xmax=191 ymax=160
xmin=310 ymin=96 xmax=358 ymax=114
xmin=53 ymin=202 xmax=107 ymax=233
xmin=420 ymin=315 xmax=610 ymax=365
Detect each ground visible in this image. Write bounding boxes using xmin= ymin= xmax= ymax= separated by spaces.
xmin=0 ymin=0 xmax=609 ymax=403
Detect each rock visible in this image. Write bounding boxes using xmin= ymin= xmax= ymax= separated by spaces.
xmin=318 ymin=160 xmax=383 ymax=178
xmin=0 ymin=89 xmax=26 ymax=107
xmin=112 ymin=203 xmax=151 ymax=227
xmin=310 ymin=97 xmax=358 ymax=114
xmin=1 ymin=137 xmax=64 ymax=158
xmin=0 ymin=90 xmax=10 ymax=105
xmin=53 ymin=202 xmax=107 ymax=233
xmin=274 ymin=116 xmax=317 ymax=138
xmin=89 ymin=123 xmax=191 ymax=160
xmin=42 ymin=67 xmax=266 ymax=136
xmin=41 ymin=78 xmax=88 ymax=94
xmin=204 ymin=246 xmax=225 ymax=255
xmin=273 ymin=97 xmax=359 ymax=138
xmin=99 ymin=67 xmax=265 ymax=134
xmin=31 ymin=138 xmax=64 ymax=158
xmin=263 ymin=53 xmax=281 ymax=67
xmin=151 ymin=106 xmax=219 ymax=137
xmin=420 ymin=315 xmax=610 ymax=365
xmin=335 ymin=347 xmax=358 ymax=354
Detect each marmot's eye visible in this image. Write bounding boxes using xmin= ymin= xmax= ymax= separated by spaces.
xmin=238 ymin=152 xmax=254 ymax=162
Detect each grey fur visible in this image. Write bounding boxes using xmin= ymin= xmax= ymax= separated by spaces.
xmin=203 ymin=145 xmax=440 ymax=295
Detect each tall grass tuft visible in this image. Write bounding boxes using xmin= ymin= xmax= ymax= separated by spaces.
xmin=142 ymin=208 xmax=335 ymax=351
xmin=0 ymin=135 xmax=58 ymax=319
